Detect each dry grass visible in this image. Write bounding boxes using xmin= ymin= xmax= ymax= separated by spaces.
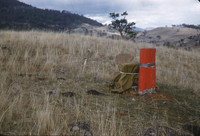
xmin=0 ymin=30 xmax=200 ymax=135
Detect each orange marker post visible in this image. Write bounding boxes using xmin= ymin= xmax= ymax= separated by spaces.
xmin=138 ymin=48 xmax=156 ymax=95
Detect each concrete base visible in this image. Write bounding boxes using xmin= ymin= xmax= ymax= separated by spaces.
xmin=138 ymin=88 xmax=156 ymax=95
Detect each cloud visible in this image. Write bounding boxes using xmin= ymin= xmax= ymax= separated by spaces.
xmin=20 ymin=0 xmax=200 ymax=28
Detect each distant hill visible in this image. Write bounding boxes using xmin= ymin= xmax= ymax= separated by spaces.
xmin=136 ymin=27 xmax=200 ymax=50
xmin=0 ymin=0 xmax=102 ymax=31
xmin=133 ymin=27 xmax=144 ymax=32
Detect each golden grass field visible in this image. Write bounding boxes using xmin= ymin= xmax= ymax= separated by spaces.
xmin=0 ymin=31 xmax=200 ymax=135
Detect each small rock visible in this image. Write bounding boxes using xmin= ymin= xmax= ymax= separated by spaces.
xmin=38 ymin=77 xmax=48 ymax=80
xmin=87 ymin=90 xmax=105 ymax=96
xmin=48 ymin=91 xmax=56 ymax=96
xmin=84 ymin=130 xmax=93 ymax=136
xmin=1 ymin=46 xmax=8 ymax=50
xmin=19 ymin=73 xmax=32 ymax=77
xmin=70 ymin=121 xmax=92 ymax=135
xmin=71 ymin=126 xmax=80 ymax=132
xmin=132 ymin=98 xmax=136 ymax=101
xmin=58 ymin=70 xmax=65 ymax=74
xmin=78 ymin=121 xmax=90 ymax=131
xmin=144 ymin=128 xmax=156 ymax=136
xmin=87 ymin=48 xmax=92 ymax=53
xmin=57 ymin=77 xmax=66 ymax=80
xmin=61 ymin=92 xmax=76 ymax=97
xmin=162 ymin=101 xmax=167 ymax=104
xmin=145 ymin=126 xmax=191 ymax=136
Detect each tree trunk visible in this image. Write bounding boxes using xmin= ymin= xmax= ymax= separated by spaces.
xmin=119 ymin=31 xmax=125 ymax=39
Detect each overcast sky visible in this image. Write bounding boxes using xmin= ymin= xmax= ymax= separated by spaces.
xmin=19 ymin=0 xmax=200 ymax=28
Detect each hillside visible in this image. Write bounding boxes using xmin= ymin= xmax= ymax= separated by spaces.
xmin=136 ymin=27 xmax=200 ymax=50
xmin=65 ymin=25 xmax=200 ymax=51
xmin=0 ymin=0 xmax=102 ymax=31
xmin=0 ymin=31 xmax=200 ymax=135
xmin=69 ymin=23 xmax=120 ymax=38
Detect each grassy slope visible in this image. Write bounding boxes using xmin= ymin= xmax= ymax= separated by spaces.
xmin=0 ymin=31 xmax=199 ymax=135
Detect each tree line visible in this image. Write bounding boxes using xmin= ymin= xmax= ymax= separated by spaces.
xmin=0 ymin=0 xmax=102 ymax=31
